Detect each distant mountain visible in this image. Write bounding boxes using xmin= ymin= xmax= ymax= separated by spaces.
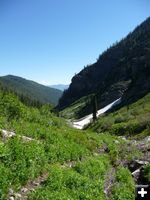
xmin=0 ymin=75 xmax=63 ymax=105
xmin=50 ymin=84 xmax=69 ymax=91
xmin=58 ymin=17 xmax=150 ymax=116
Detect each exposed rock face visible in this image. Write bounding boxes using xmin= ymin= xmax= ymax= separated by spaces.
xmin=58 ymin=17 xmax=150 ymax=113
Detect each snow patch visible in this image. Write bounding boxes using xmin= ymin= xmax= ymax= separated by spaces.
xmin=72 ymin=98 xmax=121 ymax=129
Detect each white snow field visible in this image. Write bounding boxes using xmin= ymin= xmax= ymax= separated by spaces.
xmin=72 ymin=98 xmax=121 ymax=129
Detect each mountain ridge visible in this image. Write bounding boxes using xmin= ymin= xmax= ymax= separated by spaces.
xmin=58 ymin=17 xmax=150 ymax=117
xmin=0 ymin=75 xmax=62 ymax=106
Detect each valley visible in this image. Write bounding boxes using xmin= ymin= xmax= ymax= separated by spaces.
xmin=0 ymin=82 xmax=150 ymax=200
xmin=0 ymin=16 xmax=150 ymax=200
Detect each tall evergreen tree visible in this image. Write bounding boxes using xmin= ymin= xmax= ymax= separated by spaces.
xmin=92 ymin=94 xmax=97 ymax=121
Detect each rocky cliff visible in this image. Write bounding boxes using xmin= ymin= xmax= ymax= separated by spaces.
xmin=58 ymin=17 xmax=150 ymax=115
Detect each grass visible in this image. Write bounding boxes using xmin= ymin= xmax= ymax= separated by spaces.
xmin=144 ymin=164 xmax=150 ymax=182
xmin=89 ymin=92 xmax=150 ymax=139
xmin=110 ymin=167 xmax=135 ymax=200
xmin=28 ymin=156 xmax=110 ymax=200
xmin=0 ymin=90 xmax=144 ymax=199
xmin=60 ymin=94 xmax=92 ymax=119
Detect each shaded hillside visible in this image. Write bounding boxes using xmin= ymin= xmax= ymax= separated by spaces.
xmin=89 ymin=92 xmax=150 ymax=139
xmin=58 ymin=17 xmax=150 ymax=113
xmin=0 ymin=75 xmax=62 ymax=105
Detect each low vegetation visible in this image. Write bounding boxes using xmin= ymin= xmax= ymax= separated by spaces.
xmin=89 ymin=92 xmax=150 ymax=139
xmin=144 ymin=164 xmax=150 ymax=182
xmin=0 ymin=89 xmax=147 ymax=199
xmin=60 ymin=94 xmax=93 ymax=119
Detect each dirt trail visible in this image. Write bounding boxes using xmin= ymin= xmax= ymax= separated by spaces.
xmin=9 ymin=173 xmax=48 ymax=200
xmin=104 ymin=167 xmax=116 ymax=199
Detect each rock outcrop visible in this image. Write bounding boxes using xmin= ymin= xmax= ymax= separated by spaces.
xmin=58 ymin=17 xmax=150 ymax=117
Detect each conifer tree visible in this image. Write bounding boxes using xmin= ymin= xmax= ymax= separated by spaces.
xmin=92 ymin=94 xmax=97 ymax=121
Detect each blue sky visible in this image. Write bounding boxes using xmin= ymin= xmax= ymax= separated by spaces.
xmin=0 ymin=0 xmax=149 ymax=85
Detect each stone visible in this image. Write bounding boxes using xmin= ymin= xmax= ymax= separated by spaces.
xmin=15 ymin=193 xmax=22 ymax=199
xmin=29 ymin=188 xmax=35 ymax=192
xmin=9 ymin=188 xmax=14 ymax=195
xmin=21 ymin=187 xmax=28 ymax=193
xmin=132 ymin=168 xmax=141 ymax=176
xmin=33 ymin=182 xmax=40 ymax=186
xmin=22 ymin=136 xmax=33 ymax=142
xmin=119 ymin=136 xmax=127 ymax=141
xmin=143 ymin=136 xmax=150 ymax=144
xmin=135 ymin=160 xmax=149 ymax=165
xmin=2 ymin=130 xmax=16 ymax=138
xmin=9 ymin=196 xmax=15 ymax=200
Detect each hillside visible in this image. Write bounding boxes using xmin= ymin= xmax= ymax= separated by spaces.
xmin=0 ymin=88 xmax=149 ymax=200
xmin=0 ymin=75 xmax=62 ymax=106
xmin=58 ymin=17 xmax=150 ymax=117
xmin=89 ymin=92 xmax=150 ymax=139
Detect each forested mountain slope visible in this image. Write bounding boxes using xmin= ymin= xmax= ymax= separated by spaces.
xmin=0 ymin=75 xmax=62 ymax=106
xmin=58 ymin=17 xmax=150 ymax=115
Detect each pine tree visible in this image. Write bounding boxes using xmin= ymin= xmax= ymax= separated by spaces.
xmin=92 ymin=94 xmax=97 ymax=121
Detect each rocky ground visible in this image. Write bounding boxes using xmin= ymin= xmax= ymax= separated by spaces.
xmin=1 ymin=130 xmax=149 ymax=200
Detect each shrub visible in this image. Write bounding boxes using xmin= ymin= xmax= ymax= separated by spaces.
xmin=144 ymin=164 xmax=150 ymax=181
xmin=111 ymin=167 xmax=135 ymax=200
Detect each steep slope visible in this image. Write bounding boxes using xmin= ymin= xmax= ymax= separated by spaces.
xmin=58 ymin=17 xmax=150 ymax=114
xmin=0 ymin=75 xmax=62 ymax=105
xmin=0 ymin=88 xmax=148 ymax=200
xmin=72 ymin=98 xmax=121 ymax=129
xmin=89 ymin=92 xmax=150 ymax=139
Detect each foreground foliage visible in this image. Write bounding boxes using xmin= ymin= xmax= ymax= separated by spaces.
xmin=0 ymin=90 xmax=142 ymax=199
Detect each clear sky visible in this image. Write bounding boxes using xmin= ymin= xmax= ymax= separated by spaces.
xmin=0 ymin=0 xmax=149 ymax=85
